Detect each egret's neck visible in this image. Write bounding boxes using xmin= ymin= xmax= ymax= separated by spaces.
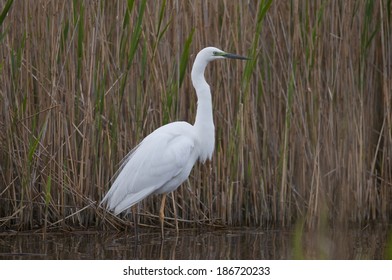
xmin=191 ymin=58 xmax=215 ymax=162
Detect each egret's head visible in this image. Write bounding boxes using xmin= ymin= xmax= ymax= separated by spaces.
xmin=191 ymin=47 xmax=249 ymax=81
xmin=198 ymin=47 xmax=249 ymax=63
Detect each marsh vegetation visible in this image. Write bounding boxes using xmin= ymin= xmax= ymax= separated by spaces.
xmin=0 ymin=1 xmax=391 ymax=233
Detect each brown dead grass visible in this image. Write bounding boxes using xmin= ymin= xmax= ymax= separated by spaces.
xmin=0 ymin=0 xmax=391 ymax=231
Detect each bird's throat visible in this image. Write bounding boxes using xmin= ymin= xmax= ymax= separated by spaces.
xmin=194 ymin=87 xmax=215 ymax=162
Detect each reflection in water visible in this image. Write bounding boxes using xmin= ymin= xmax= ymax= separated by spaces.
xmin=0 ymin=227 xmax=389 ymax=260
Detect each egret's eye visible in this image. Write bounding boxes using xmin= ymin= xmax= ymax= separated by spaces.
xmin=213 ymin=51 xmax=218 ymax=56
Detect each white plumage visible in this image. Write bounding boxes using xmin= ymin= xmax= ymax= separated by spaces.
xmin=102 ymin=122 xmax=198 ymax=214
xmin=100 ymin=47 xmax=248 ymax=235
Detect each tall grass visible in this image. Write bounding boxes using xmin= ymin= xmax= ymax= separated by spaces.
xmin=0 ymin=0 xmax=391 ymax=231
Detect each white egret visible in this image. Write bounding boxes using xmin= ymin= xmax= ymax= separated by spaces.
xmin=101 ymin=47 xmax=248 ymax=236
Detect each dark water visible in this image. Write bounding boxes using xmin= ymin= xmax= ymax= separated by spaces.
xmin=0 ymin=227 xmax=390 ymax=260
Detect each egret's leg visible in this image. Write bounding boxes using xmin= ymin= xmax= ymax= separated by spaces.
xmin=171 ymin=192 xmax=179 ymax=234
xmin=132 ymin=206 xmax=138 ymax=239
xmin=159 ymin=193 xmax=167 ymax=238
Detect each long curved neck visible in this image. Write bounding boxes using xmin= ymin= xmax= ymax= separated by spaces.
xmin=191 ymin=57 xmax=215 ymax=162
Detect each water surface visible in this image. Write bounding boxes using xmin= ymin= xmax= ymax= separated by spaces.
xmin=0 ymin=227 xmax=389 ymax=259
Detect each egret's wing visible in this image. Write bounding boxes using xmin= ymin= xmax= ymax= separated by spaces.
xmin=102 ymin=123 xmax=196 ymax=214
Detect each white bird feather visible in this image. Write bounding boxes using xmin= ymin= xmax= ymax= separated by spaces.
xmin=100 ymin=47 xmax=248 ymax=227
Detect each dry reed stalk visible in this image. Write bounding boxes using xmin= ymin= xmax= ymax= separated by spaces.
xmin=0 ymin=0 xmax=391 ymax=231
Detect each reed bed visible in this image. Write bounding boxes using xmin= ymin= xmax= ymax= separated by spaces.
xmin=0 ymin=0 xmax=391 ymax=231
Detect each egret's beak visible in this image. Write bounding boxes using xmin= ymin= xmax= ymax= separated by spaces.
xmin=222 ymin=52 xmax=250 ymax=60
